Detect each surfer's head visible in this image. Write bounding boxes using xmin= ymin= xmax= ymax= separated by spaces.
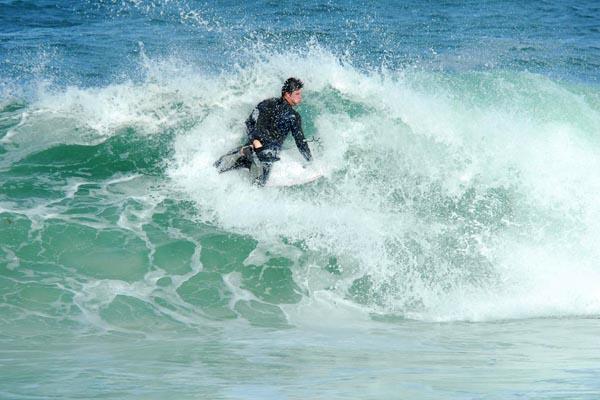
xmin=282 ymin=77 xmax=303 ymax=106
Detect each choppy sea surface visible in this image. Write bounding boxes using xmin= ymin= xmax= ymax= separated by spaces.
xmin=2 ymin=1 xmax=600 ymax=399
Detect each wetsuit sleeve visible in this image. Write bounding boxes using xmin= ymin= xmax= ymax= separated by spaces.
xmin=245 ymin=107 xmax=259 ymax=142
xmin=290 ymin=114 xmax=312 ymax=162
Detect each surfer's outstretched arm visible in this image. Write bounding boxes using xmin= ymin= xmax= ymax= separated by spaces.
xmin=290 ymin=114 xmax=312 ymax=162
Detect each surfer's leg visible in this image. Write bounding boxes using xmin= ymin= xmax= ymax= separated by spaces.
xmin=260 ymin=162 xmax=273 ymax=186
xmin=249 ymin=153 xmax=272 ymax=186
xmin=214 ymin=146 xmax=251 ymax=173
xmin=249 ymin=153 xmax=264 ymax=185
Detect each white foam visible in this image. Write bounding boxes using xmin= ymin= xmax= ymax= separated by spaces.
xmin=166 ymin=47 xmax=600 ymax=322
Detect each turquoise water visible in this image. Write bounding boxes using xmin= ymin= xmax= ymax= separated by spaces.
xmin=2 ymin=1 xmax=600 ymax=398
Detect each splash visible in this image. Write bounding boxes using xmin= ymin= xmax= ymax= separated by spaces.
xmin=167 ymin=47 xmax=600 ymax=322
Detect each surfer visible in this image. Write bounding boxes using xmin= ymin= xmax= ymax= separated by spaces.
xmin=214 ymin=77 xmax=312 ymax=186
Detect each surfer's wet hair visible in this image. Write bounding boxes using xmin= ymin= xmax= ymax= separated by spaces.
xmin=281 ymin=77 xmax=303 ymax=97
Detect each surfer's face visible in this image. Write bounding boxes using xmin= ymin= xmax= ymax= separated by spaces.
xmin=284 ymin=89 xmax=302 ymax=106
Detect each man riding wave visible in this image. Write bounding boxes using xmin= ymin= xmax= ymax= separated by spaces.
xmin=214 ymin=77 xmax=312 ymax=186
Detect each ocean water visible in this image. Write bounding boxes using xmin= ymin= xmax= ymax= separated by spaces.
xmin=2 ymin=0 xmax=600 ymax=398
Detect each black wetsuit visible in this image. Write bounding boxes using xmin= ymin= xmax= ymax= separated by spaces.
xmin=214 ymin=97 xmax=312 ymax=185
xmin=245 ymin=97 xmax=312 ymax=162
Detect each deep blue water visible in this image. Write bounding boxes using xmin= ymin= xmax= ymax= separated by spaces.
xmin=2 ymin=0 xmax=600 ymax=90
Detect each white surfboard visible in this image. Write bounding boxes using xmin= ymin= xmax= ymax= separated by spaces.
xmin=265 ymin=160 xmax=324 ymax=187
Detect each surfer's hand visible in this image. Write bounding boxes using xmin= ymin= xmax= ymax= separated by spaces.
xmin=252 ymin=140 xmax=263 ymax=149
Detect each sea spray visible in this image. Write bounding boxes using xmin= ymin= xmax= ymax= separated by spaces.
xmin=167 ymin=48 xmax=600 ymax=322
